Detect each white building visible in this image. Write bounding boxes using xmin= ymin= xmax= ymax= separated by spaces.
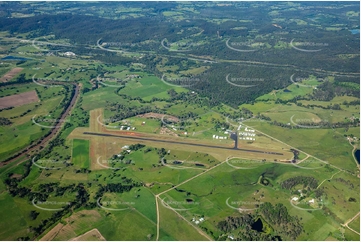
xmin=64 ymin=51 xmax=76 ymax=56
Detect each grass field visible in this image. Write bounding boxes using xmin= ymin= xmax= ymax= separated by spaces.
xmin=243 ymin=121 xmax=359 ymax=172
xmin=0 ymin=193 xmax=29 ymax=240
xmin=100 ymin=147 xmax=205 ymax=192
xmin=158 ymin=197 xmax=209 ymax=241
xmin=344 ymin=227 xmax=360 ymax=241
xmin=0 ymin=113 xmax=66 ymax=160
xmin=0 ymin=83 xmax=67 ymax=161
xmin=242 ymin=101 xmax=358 ymax=125
xmin=117 ymin=74 xmax=187 ymax=100
xmin=46 ymin=207 xmax=156 ymax=241
xmin=95 ymin=208 xmax=156 ymax=241
xmin=160 ymin=160 xmax=358 ymax=240
xmin=82 ymin=87 xmax=142 ymax=111
xmin=320 ymin=171 xmax=360 ymax=223
xmin=348 ymin=214 xmax=360 ymax=233
xmin=256 ymin=82 xmax=314 ymax=101
xmin=72 ymin=139 xmax=90 ymax=169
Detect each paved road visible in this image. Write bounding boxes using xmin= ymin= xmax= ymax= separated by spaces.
xmin=83 ymin=131 xmax=284 ymax=156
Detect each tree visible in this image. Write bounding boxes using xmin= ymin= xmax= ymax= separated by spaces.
xmin=29 ymin=210 xmax=40 ymax=220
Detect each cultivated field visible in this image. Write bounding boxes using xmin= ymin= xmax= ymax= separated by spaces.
xmin=69 ymin=228 xmax=106 ymax=241
xmin=0 ymin=90 xmax=39 ymax=109
xmin=0 ymin=67 xmax=23 ymax=82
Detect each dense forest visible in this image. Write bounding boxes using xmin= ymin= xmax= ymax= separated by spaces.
xmin=281 ymin=176 xmax=319 ymax=190
xmin=0 ymin=12 xmax=358 ymax=72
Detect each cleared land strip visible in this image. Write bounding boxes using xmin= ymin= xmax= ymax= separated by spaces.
xmin=83 ymin=132 xmax=284 ymax=156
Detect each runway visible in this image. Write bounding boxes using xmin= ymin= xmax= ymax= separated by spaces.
xmin=83 ymin=132 xmax=284 ymax=156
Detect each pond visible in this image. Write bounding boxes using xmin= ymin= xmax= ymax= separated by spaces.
xmin=261 ymin=177 xmax=270 ymax=186
xmin=350 ymin=29 xmax=360 ymax=35
xmin=273 ymin=235 xmax=282 ymax=241
xmin=251 ymin=218 xmax=263 ymax=232
xmin=354 ymin=149 xmax=360 ymax=164
xmin=1 ymin=55 xmax=29 ymax=61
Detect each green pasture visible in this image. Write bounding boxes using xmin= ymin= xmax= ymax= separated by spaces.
xmin=72 ymin=139 xmax=90 ymax=169
xmin=246 ymin=121 xmax=359 ymax=172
